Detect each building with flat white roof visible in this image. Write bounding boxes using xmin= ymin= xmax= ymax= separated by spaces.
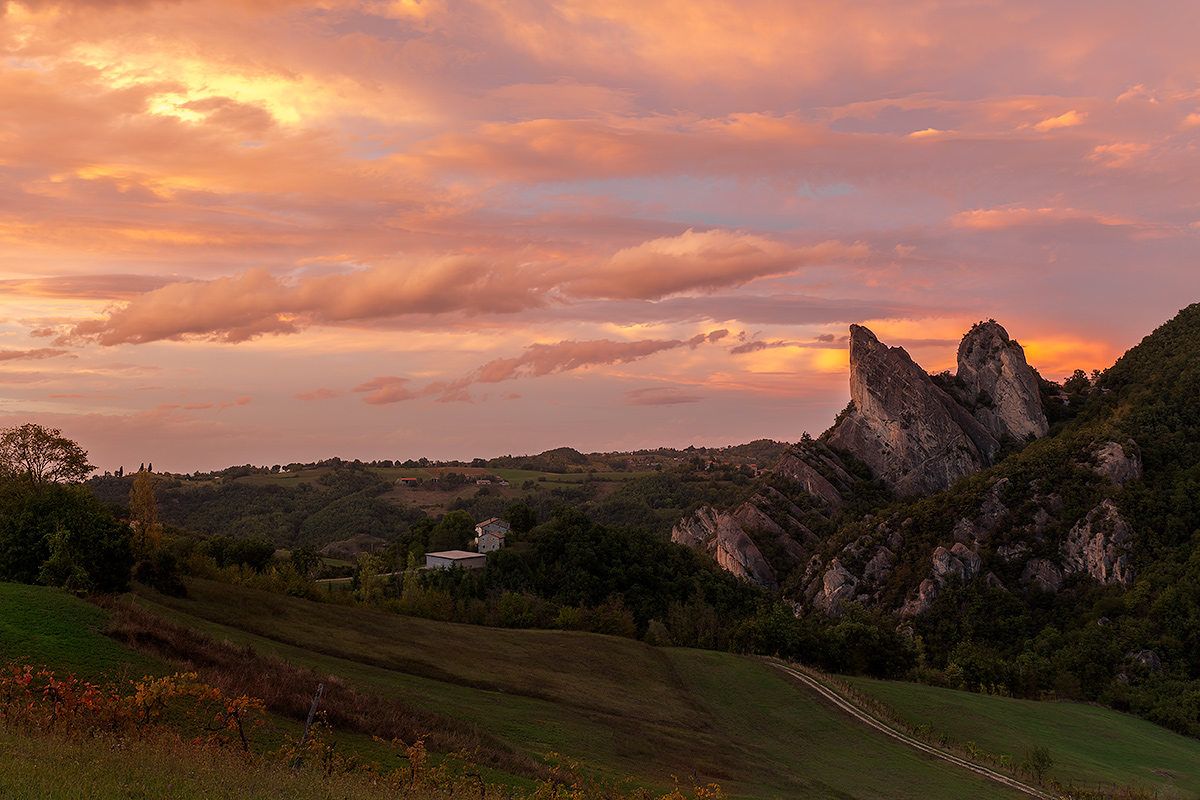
xmin=425 ymin=550 xmax=487 ymax=570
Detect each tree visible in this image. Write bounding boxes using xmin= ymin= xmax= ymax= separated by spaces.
xmin=0 ymin=483 xmax=132 ymax=593
xmin=429 ymin=510 xmax=475 ymax=551
xmin=0 ymin=424 xmax=95 ymax=494
xmin=503 ymin=501 xmax=537 ymax=534
xmin=290 ymin=545 xmax=321 ymax=579
xmin=130 ymin=469 xmax=163 ymax=561
xmin=1063 ymin=369 xmax=1091 ymax=395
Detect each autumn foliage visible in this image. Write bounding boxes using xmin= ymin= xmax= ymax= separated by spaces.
xmin=0 ymin=659 xmax=727 ymax=800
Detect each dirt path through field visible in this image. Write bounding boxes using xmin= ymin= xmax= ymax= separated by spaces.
xmin=768 ymin=662 xmax=1056 ymax=800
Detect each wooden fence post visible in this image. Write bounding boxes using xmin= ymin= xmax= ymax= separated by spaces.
xmin=292 ymin=682 xmax=325 ymax=770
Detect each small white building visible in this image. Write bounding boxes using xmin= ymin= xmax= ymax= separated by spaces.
xmin=425 ymin=550 xmax=487 ymax=570
xmin=473 ymin=517 xmax=510 ymax=553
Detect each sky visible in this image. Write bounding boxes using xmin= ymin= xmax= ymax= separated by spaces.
xmin=2 ymin=0 xmax=1199 ymax=474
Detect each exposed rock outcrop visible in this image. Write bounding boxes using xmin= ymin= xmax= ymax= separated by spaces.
xmin=825 ymin=325 xmax=1000 ymax=495
xmin=1061 ymin=499 xmax=1135 ymax=585
xmin=1091 ymin=441 xmax=1143 ymax=488
xmin=812 ymin=559 xmax=858 ymax=617
xmin=731 ymin=501 xmax=809 ymax=561
xmin=773 ymin=451 xmax=844 ymax=510
xmin=1021 ymin=558 xmax=1063 ymax=593
xmin=672 ymin=490 xmax=821 ymax=591
xmin=672 ymin=506 xmax=778 ymax=589
xmin=956 ymin=320 xmax=1049 ymax=441
xmin=863 ymin=546 xmax=894 ymax=583
xmin=771 ymin=438 xmax=861 ymax=512
xmin=930 ymin=543 xmax=982 ymax=585
xmin=899 ymin=578 xmax=939 ymax=617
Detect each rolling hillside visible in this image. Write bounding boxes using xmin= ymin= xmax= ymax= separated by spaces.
xmin=8 ymin=579 xmax=1194 ymax=799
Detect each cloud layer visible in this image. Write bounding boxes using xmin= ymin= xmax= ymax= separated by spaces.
xmin=2 ymin=0 xmax=1196 ymax=470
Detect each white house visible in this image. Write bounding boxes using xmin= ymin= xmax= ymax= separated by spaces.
xmin=473 ymin=517 xmax=510 ymax=553
xmin=425 ymin=550 xmax=487 ymax=570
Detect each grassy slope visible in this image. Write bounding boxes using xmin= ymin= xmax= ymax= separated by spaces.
xmin=846 ymin=675 xmax=1200 ymax=798
xmin=7 ymin=578 xmax=1200 ymax=799
xmin=0 ymin=582 xmax=160 ymax=679
xmin=130 ymin=579 xmax=1027 ymax=799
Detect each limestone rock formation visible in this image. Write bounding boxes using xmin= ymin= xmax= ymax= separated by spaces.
xmin=825 ymin=325 xmax=1000 ymax=495
xmin=899 ymin=578 xmax=939 ymax=617
xmin=930 ymin=543 xmax=982 ymax=585
xmin=956 ymin=320 xmax=1049 ymax=441
xmin=1091 ymin=441 xmax=1143 ymax=488
xmin=771 ymin=438 xmax=861 ymax=512
xmin=1021 ymin=558 xmax=1063 ymax=593
xmin=997 ymin=542 xmax=1030 ymax=560
xmin=951 ymin=542 xmax=983 ymax=581
xmin=773 ymin=451 xmax=844 ymax=509
xmin=731 ymin=501 xmax=810 ymax=561
xmin=863 ymin=546 xmax=894 ymax=583
xmin=812 ymin=559 xmax=858 ymax=616
xmin=671 ymin=506 xmax=778 ymax=589
xmin=1061 ymin=499 xmax=1135 ymax=585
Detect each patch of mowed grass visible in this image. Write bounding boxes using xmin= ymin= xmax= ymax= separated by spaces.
xmin=845 ymin=675 xmax=1200 ymax=797
xmin=0 ymin=582 xmax=160 ymax=679
xmin=128 ymin=580 xmax=1028 ymax=799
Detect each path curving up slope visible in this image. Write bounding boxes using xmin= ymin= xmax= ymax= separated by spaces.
xmin=768 ymin=662 xmax=1056 ymax=800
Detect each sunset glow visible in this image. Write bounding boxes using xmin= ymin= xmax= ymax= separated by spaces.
xmin=2 ymin=0 xmax=1197 ymax=472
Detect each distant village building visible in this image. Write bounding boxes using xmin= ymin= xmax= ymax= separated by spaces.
xmin=397 ymin=477 xmax=420 ymax=487
xmin=425 ymin=550 xmax=487 ymax=570
xmin=473 ymin=517 xmax=510 ymax=553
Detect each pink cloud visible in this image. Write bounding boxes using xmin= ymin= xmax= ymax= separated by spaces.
xmin=64 ymin=256 xmax=553 ymax=345
xmin=473 ymin=336 xmax=718 ymax=383
xmin=729 ymin=340 xmax=794 ymax=355
xmin=950 ymin=206 xmax=1143 ymax=231
xmin=60 ymin=230 xmax=858 ymax=344
xmin=293 ymin=387 xmax=343 ymax=402
xmin=564 ymin=230 xmax=870 ymax=300
xmin=0 ymin=275 xmax=172 ymax=300
xmin=351 ymin=376 xmax=422 ymax=406
xmin=1033 ymin=110 xmax=1086 ymax=132
xmin=48 ymin=392 xmax=121 ymax=399
xmin=348 ymin=331 xmax=728 ymax=405
xmin=0 ymin=348 xmax=73 ymax=361
xmin=620 ymin=387 xmax=706 ymax=406
xmin=67 ymin=268 xmax=302 ymax=344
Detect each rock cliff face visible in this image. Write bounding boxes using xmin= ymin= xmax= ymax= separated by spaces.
xmin=772 ymin=451 xmax=844 ymax=510
xmin=956 ymin=321 xmax=1049 ymax=441
xmin=811 ymin=559 xmax=858 ymax=616
xmin=771 ymin=438 xmax=860 ymax=512
xmin=825 ymin=325 xmax=1000 ymax=495
xmin=671 ymin=506 xmax=778 ymax=590
xmin=1061 ymin=498 xmax=1135 ymax=585
xmin=1091 ymin=441 xmax=1143 ymax=488
xmin=672 ymin=491 xmax=819 ymax=591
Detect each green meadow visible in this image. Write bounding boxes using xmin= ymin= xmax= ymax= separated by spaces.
xmin=846 ymin=675 xmax=1200 ymax=798
xmin=0 ymin=582 xmax=160 ymax=679
xmin=5 ymin=579 xmax=1200 ymax=799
